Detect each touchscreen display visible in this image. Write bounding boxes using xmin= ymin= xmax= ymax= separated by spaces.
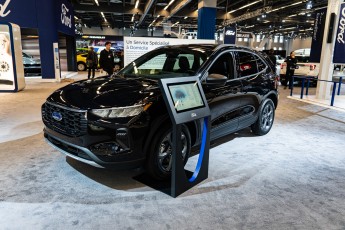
xmin=167 ymin=81 xmax=205 ymax=113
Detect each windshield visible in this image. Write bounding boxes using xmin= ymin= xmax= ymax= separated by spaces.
xmin=118 ymin=47 xmax=209 ymax=79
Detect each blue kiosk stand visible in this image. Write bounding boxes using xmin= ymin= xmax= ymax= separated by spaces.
xmin=159 ymin=76 xmax=211 ymax=197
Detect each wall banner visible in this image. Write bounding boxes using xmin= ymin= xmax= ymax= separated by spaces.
xmin=333 ymin=3 xmax=345 ymax=63
xmin=56 ymin=0 xmax=75 ymax=36
xmin=123 ymin=37 xmax=215 ymax=66
xmin=0 ymin=0 xmax=37 ymax=28
xmin=309 ymin=8 xmax=327 ymax=63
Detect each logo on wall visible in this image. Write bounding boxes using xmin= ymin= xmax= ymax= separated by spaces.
xmin=337 ymin=7 xmax=345 ymax=44
xmin=0 ymin=0 xmax=11 ymax=17
xmin=61 ymin=4 xmax=72 ymax=28
xmin=225 ymin=30 xmax=235 ymax=36
xmin=334 ymin=3 xmax=345 ymax=64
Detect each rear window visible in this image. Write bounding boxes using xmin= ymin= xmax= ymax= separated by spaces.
xmin=295 ymin=56 xmax=309 ymax=63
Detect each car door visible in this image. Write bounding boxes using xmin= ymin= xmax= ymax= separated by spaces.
xmin=234 ymin=51 xmax=270 ymax=129
xmin=202 ymin=51 xmax=243 ymax=141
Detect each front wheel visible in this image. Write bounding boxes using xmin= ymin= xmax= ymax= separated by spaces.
xmin=251 ymin=98 xmax=275 ymax=136
xmin=146 ymin=124 xmax=191 ymax=180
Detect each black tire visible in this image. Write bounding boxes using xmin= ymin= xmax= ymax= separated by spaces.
xmin=145 ymin=124 xmax=191 ymax=180
xmin=77 ymin=62 xmax=87 ymax=71
xmin=251 ymin=98 xmax=275 ymax=136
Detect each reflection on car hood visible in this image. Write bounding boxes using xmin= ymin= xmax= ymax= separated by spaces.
xmin=47 ymin=76 xmax=158 ymax=109
xmin=23 ymin=57 xmax=41 ymax=65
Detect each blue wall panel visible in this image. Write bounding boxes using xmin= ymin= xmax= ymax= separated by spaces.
xmin=197 ymin=7 xmax=216 ymax=40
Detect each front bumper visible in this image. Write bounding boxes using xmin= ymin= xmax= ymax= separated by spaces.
xmin=44 ymin=127 xmax=146 ymax=170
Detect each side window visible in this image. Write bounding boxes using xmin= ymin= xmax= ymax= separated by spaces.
xmin=172 ymin=53 xmax=205 ymax=72
xmin=235 ymin=51 xmax=266 ymax=77
xmin=208 ymin=52 xmax=235 ymax=80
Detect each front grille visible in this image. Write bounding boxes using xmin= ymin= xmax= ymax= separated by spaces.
xmin=42 ymin=102 xmax=87 ymax=137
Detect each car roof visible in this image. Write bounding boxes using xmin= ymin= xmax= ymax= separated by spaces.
xmin=154 ymin=44 xmax=257 ymax=55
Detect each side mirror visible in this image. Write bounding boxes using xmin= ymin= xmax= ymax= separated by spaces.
xmin=206 ymin=73 xmax=227 ymax=86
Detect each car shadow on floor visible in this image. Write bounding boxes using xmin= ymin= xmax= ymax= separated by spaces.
xmin=65 ymin=127 xmax=257 ymax=196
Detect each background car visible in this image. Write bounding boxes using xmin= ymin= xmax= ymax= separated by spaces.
xmin=42 ymin=44 xmax=278 ymax=180
xmin=280 ymin=50 xmax=319 ymax=86
xmin=275 ymin=55 xmax=284 ymax=65
xmin=22 ymin=52 xmax=41 ymax=76
xmin=76 ymin=47 xmax=123 ymax=71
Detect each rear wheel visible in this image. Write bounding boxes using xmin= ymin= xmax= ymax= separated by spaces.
xmin=146 ymin=124 xmax=191 ymax=180
xmin=77 ymin=62 xmax=87 ymax=71
xmin=251 ymin=98 xmax=275 ymax=136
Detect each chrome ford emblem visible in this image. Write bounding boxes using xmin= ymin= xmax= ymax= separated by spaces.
xmin=52 ymin=111 xmax=63 ymax=121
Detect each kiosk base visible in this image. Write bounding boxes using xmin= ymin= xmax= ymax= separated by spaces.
xmin=133 ymin=170 xmax=194 ymax=196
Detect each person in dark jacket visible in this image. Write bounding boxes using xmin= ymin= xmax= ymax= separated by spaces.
xmin=284 ymin=51 xmax=297 ymax=89
xmin=99 ymin=41 xmax=115 ymax=76
xmin=86 ymin=47 xmax=98 ymax=79
xmin=268 ymin=48 xmax=277 ymax=66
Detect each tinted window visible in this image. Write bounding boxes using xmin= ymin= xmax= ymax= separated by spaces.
xmin=235 ymin=52 xmax=266 ymax=77
xmin=208 ymin=52 xmax=235 ymax=80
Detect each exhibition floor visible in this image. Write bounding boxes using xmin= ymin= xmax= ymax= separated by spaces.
xmin=1 ymin=73 xmax=345 ymax=229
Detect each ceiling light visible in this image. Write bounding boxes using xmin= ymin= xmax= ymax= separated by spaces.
xmin=94 ymin=0 xmax=99 ymax=6
xmin=135 ymin=0 xmax=139 ymax=9
xmin=228 ymin=0 xmax=261 ymax=14
xmin=164 ymin=0 xmax=175 ymax=10
xmin=306 ymin=1 xmax=312 ymax=9
xmin=184 ymin=16 xmax=188 ymax=19
xmin=74 ymin=16 xmax=79 ymax=20
xmin=268 ymin=1 xmax=303 ymax=13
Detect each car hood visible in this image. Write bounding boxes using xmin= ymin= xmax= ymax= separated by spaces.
xmin=47 ymin=76 xmax=159 ymax=109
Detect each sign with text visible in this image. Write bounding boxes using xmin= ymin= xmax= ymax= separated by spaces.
xmin=334 ymin=3 xmax=345 ymax=63
xmin=223 ymin=26 xmax=236 ymax=45
xmin=123 ymin=37 xmax=215 ymax=66
xmin=56 ymin=0 xmax=75 ymax=36
xmin=0 ymin=0 xmax=37 ymax=28
xmin=310 ymin=8 xmax=326 ymax=63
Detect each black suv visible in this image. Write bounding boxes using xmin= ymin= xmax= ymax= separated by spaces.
xmin=42 ymin=44 xmax=278 ymax=180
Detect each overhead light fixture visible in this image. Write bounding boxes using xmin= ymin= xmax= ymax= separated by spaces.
xmin=135 ymin=0 xmax=139 ymax=9
xmin=184 ymin=16 xmax=188 ymax=19
xmin=268 ymin=1 xmax=303 ymax=13
xmin=101 ymin=12 xmax=107 ymax=22
xmin=74 ymin=16 xmax=79 ymax=20
xmin=94 ymin=0 xmax=99 ymax=6
xmin=164 ymin=0 xmax=175 ymax=10
xmin=228 ymin=0 xmax=261 ymax=14
xmin=172 ymin=21 xmax=179 ymax=27
xmin=306 ymin=1 xmax=312 ymax=9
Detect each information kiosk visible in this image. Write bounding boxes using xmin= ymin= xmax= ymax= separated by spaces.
xmin=159 ymin=76 xmax=211 ymax=197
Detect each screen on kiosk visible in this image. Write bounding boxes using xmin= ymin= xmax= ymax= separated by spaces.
xmin=167 ymin=81 xmax=205 ymax=113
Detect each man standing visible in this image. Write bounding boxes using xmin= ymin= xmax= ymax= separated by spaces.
xmin=284 ymin=51 xmax=297 ymax=89
xmin=99 ymin=41 xmax=115 ymax=76
xmin=268 ymin=49 xmax=276 ymax=66
xmin=86 ymin=47 xmax=98 ymax=79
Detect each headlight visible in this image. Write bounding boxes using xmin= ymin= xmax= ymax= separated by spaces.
xmin=90 ymin=104 xmax=148 ymax=118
